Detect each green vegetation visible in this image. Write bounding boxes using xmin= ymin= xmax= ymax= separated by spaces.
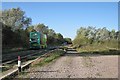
xmin=77 ymin=42 xmax=118 ymax=52
xmin=64 ymin=38 xmax=72 ymax=44
xmin=2 ymin=23 xmax=30 ymax=49
xmin=32 ymin=50 xmax=64 ymax=67
xmin=73 ymin=26 xmax=120 ymax=54
xmin=1 ymin=8 xmax=71 ymax=51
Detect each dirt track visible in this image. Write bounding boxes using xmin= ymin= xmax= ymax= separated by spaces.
xmin=17 ymin=53 xmax=118 ymax=78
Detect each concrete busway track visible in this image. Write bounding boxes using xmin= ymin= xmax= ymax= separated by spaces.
xmin=2 ymin=46 xmax=59 ymax=65
xmin=1 ymin=46 xmax=60 ymax=74
xmin=2 ymin=49 xmax=40 ymax=64
xmin=0 ymin=47 xmax=60 ymax=80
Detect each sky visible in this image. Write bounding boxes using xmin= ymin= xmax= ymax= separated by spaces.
xmin=2 ymin=2 xmax=118 ymax=40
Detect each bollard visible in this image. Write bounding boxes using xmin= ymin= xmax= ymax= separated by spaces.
xmin=18 ymin=56 xmax=21 ymax=73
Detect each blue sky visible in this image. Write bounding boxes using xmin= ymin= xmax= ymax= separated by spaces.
xmin=2 ymin=2 xmax=118 ymax=39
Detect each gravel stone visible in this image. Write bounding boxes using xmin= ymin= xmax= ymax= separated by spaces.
xmin=17 ymin=55 xmax=118 ymax=78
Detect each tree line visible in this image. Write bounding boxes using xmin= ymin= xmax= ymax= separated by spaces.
xmin=1 ymin=8 xmax=71 ymax=49
xmin=73 ymin=26 xmax=120 ymax=49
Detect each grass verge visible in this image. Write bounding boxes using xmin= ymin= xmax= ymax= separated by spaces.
xmin=31 ymin=49 xmax=65 ymax=67
xmin=76 ymin=44 xmax=120 ymax=55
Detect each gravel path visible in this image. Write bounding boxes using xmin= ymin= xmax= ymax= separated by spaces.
xmin=17 ymin=54 xmax=118 ymax=78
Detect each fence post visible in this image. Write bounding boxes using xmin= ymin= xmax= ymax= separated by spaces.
xmin=18 ymin=56 xmax=21 ymax=73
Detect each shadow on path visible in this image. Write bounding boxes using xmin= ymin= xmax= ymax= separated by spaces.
xmin=22 ymin=70 xmax=57 ymax=73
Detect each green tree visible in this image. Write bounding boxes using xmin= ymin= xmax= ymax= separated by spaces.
xmin=73 ymin=34 xmax=90 ymax=48
xmin=110 ymin=29 xmax=116 ymax=39
xmin=34 ymin=23 xmax=48 ymax=34
xmin=1 ymin=7 xmax=31 ymax=31
xmin=26 ymin=25 xmax=36 ymax=32
xmin=55 ymin=33 xmax=64 ymax=44
xmin=64 ymin=38 xmax=72 ymax=44
xmin=73 ymin=26 xmax=118 ymax=48
xmin=48 ymin=29 xmax=56 ymax=37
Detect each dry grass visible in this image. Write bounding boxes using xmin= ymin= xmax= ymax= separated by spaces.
xmin=77 ymin=43 xmax=118 ymax=52
xmin=31 ymin=50 xmax=65 ymax=67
